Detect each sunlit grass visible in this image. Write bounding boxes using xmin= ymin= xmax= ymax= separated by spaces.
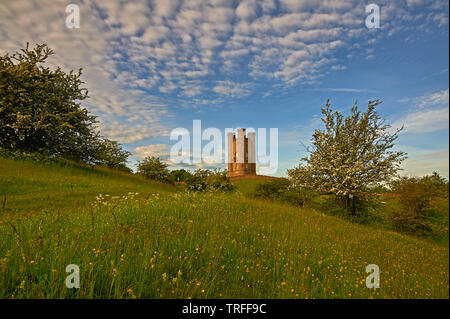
xmin=0 ymin=157 xmax=448 ymax=298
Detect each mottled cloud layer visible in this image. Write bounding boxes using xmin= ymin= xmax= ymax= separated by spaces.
xmin=0 ymin=0 xmax=448 ymax=149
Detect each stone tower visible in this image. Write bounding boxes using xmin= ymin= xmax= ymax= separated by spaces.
xmin=227 ymin=128 xmax=256 ymax=177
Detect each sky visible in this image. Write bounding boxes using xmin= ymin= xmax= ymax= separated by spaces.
xmin=0 ymin=0 xmax=448 ymax=177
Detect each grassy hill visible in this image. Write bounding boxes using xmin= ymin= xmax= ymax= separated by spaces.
xmin=0 ymin=157 xmax=177 ymax=216
xmin=0 ymin=157 xmax=448 ymax=298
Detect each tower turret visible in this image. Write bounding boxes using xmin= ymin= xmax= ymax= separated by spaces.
xmin=227 ymin=128 xmax=256 ymax=177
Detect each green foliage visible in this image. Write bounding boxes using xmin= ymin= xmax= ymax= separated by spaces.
xmin=288 ymin=99 xmax=407 ymax=216
xmin=252 ymin=178 xmax=316 ymax=207
xmin=137 ymin=156 xmax=170 ymax=182
xmin=169 ymin=169 xmax=192 ymax=183
xmin=0 ymin=43 xmax=130 ymax=169
xmin=0 ymin=157 xmax=448 ymax=298
xmin=90 ymin=139 xmax=131 ymax=172
xmin=186 ymin=169 xmax=233 ymax=192
xmin=0 ymin=155 xmax=177 ymax=215
xmin=389 ymin=172 xmax=449 ymax=235
xmin=207 ymin=169 xmax=234 ymax=192
xmin=253 ymin=178 xmax=290 ymax=198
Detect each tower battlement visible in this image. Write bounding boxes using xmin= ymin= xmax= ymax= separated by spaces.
xmin=227 ymin=128 xmax=256 ymax=177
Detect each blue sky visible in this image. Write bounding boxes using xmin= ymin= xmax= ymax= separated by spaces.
xmin=0 ymin=0 xmax=448 ymax=177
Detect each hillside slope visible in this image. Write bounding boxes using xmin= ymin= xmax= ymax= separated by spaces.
xmin=0 ymin=157 xmax=448 ymax=298
xmin=0 ymin=156 xmax=177 ymax=216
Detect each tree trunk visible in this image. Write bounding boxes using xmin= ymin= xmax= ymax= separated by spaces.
xmin=346 ymin=195 xmax=356 ymax=216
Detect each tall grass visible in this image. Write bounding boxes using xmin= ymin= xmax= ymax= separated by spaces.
xmin=0 ymin=157 xmax=448 ymax=298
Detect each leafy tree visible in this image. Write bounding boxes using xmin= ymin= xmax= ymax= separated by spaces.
xmin=137 ymin=156 xmax=170 ymax=182
xmin=169 ymin=169 xmax=192 ymax=183
xmin=390 ymin=172 xmax=449 ymax=216
xmin=185 ymin=169 xmax=233 ymax=192
xmin=0 ymin=43 xmax=130 ymax=169
xmin=92 ymin=138 xmax=131 ymax=171
xmin=388 ymin=175 xmax=443 ymax=235
xmin=288 ymin=99 xmax=407 ymax=215
xmin=206 ymin=169 xmax=234 ymax=192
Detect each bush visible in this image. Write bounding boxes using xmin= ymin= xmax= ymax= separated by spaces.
xmin=207 ymin=170 xmax=234 ymax=192
xmin=186 ymin=169 xmax=233 ymax=192
xmin=253 ymin=179 xmax=290 ymax=199
xmin=389 ymin=172 xmax=449 ymax=235
xmin=253 ymin=178 xmax=316 ymax=207
xmin=136 ymin=156 xmax=170 ymax=182
xmin=390 ymin=209 xmax=432 ymax=235
xmin=169 ymin=169 xmax=192 ymax=183
xmin=186 ymin=174 xmax=207 ymax=192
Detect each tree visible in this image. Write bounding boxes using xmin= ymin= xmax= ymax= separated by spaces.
xmin=169 ymin=169 xmax=192 ymax=182
xmin=388 ymin=174 xmax=448 ymax=235
xmin=137 ymin=156 xmax=170 ymax=182
xmin=288 ymin=99 xmax=407 ymax=216
xmin=0 ymin=43 xmax=130 ymax=169
xmin=92 ymin=138 xmax=131 ymax=171
xmin=390 ymin=172 xmax=449 ymax=216
xmin=185 ymin=169 xmax=233 ymax=192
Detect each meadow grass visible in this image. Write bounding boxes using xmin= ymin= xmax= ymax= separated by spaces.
xmin=0 ymin=157 xmax=448 ymax=299
xmin=232 ymin=178 xmax=269 ymax=196
xmin=0 ymin=156 xmax=177 ymax=215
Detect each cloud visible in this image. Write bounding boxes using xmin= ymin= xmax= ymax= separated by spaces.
xmin=401 ymin=148 xmax=449 ymax=178
xmin=306 ymin=87 xmax=374 ymax=93
xmin=0 ymin=0 xmax=173 ymax=144
xmin=133 ymin=144 xmax=170 ymax=159
xmin=394 ymin=89 xmax=449 ymax=133
xmin=213 ymin=81 xmax=252 ymax=98
xmin=392 ymin=107 xmax=449 ymax=133
xmin=236 ymin=0 xmax=259 ymax=21
xmin=400 ymin=89 xmax=449 ymax=108
xmin=0 ymin=0 xmax=447 ymax=146
xmin=417 ymin=89 xmax=449 ymax=108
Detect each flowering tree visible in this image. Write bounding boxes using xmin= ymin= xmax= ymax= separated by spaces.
xmin=288 ymin=99 xmax=407 ymax=216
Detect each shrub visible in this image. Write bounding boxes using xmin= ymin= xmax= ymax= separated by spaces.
xmin=207 ymin=170 xmax=234 ymax=192
xmin=390 ymin=209 xmax=432 ymax=235
xmin=389 ymin=172 xmax=449 ymax=235
xmin=169 ymin=169 xmax=192 ymax=183
xmin=136 ymin=156 xmax=170 ymax=182
xmin=186 ymin=174 xmax=207 ymax=192
xmin=186 ymin=169 xmax=233 ymax=192
xmin=253 ymin=178 xmax=290 ymax=199
xmin=253 ymin=178 xmax=316 ymax=207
